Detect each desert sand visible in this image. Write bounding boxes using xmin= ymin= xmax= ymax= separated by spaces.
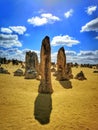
xmin=0 ymin=64 xmax=98 ymax=130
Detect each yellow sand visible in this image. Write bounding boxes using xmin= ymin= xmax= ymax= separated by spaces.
xmin=0 ymin=64 xmax=98 ymax=130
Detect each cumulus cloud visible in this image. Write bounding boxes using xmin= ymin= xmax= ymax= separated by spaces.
xmin=51 ymin=50 xmax=98 ymax=64
xmin=64 ymin=9 xmax=74 ymax=18
xmin=9 ymin=26 xmax=27 ymax=35
xmin=80 ymin=18 xmax=98 ymax=32
xmin=0 ymin=47 xmax=98 ymax=64
xmin=27 ymin=13 xmax=60 ymax=26
xmin=28 ymin=16 xmax=47 ymax=26
xmin=86 ymin=5 xmax=97 ymax=15
xmin=66 ymin=50 xmax=77 ymax=56
xmin=77 ymin=50 xmax=98 ymax=64
xmin=0 ymin=48 xmax=40 ymax=61
xmin=0 ymin=34 xmax=22 ymax=48
xmin=78 ymin=50 xmax=96 ymax=56
xmin=1 ymin=27 xmax=12 ymax=34
xmin=0 ymin=48 xmax=22 ymax=60
xmin=51 ymin=35 xmax=80 ymax=47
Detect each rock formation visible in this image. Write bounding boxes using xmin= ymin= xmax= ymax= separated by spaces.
xmin=93 ymin=70 xmax=98 ymax=73
xmin=56 ymin=47 xmax=68 ymax=80
xmin=38 ymin=36 xmax=53 ymax=93
xmin=75 ymin=71 xmax=87 ymax=80
xmin=66 ymin=63 xmax=73 ymax=79
xmin=0 ymin=67 xmax=10 ymax=74
xmin=14 ymin=69 xmax=24 ymax=76
xmin=55 ymin=47 xmax=73 ymax=80
xmin=96 ymin=64 xmax=98 ymax=69
xmin=25 ymin=51 xmax=39 ymax=79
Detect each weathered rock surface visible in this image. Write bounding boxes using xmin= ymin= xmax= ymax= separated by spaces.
xmin=55 ymin=47 xmax=73 ymax=80
xmin=25 ymin=51 xmax=39 ymax=79
xmin=96 ymin=64 xmax=98 ymax=69
xmin=38 ymin=36 xmax=53 ymax=93
xmin=0 ymin=67 xmax=10 ymax=74
xmin=66 ymin=63 xmax=73 ymax=79
xmin=75 ymin=71 xmax=87 ymax=80
xmin=14 ymin=69 xmax=24 ymax=76
xmin=56 ymin=47 xmax=68 ymax=80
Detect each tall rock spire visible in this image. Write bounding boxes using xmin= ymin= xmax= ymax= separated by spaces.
xmin=38 ymin=36 xmax=53 ymax=93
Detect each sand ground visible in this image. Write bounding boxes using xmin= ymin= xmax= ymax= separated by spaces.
xmin=0 ymin=64 xmax=98 ymax=130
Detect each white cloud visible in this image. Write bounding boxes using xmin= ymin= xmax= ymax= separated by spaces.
xmin=27 ymin=13 xmax=60 ymax=26
xmin=0 ymin=34 xmax=22 ymax=48
xmin=0 ymin=48 xmax=24 ymax=61
xmin=1 ymin=27 xmax=12 ymax=34
xmin=41 ymin=13 xmax=60 ymax=22
xmin=64 ymin=9 xmax=74 ymax=18
xmin=77 ymin=50 xmax=98 ymax=64
xmin=0 ymin=48 xmax=98 ymax=64
xmin=27 ymin=16 xmax=47 ymax=26
xmin=51 ymin=52 xmax=57 ymax=62
xmin=86 ymin=5 xmax=97 ymax=15
xmin=51 ymin=35 xmax=80 ymax=47
xmin=95 ymin=36 xmax=98 ymax=39
xmin=78 ymin=50 xmax=96 ymax=56
xmin=9 ymin=26 xmax=27 ymax=35
xmin=51 ymin=50 xmax=98 ymax=64
xmin=66 ymin=50 xmax=77 ymax=56
xmin=80 ymin=18 xmax=98 ymax=32
xmin=0 ymin=48 xmax=40 ymax=61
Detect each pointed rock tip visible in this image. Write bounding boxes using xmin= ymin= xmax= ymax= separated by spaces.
xmin=44 ymin=36 xmax=50 ymax=40
xmin=59 ymin=47 xmax=65 ymax=52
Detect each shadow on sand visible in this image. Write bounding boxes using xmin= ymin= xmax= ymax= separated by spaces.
xmin=34 ymin=93 xmax=52 ymax=125
xmin=59 ymin=80 xmax=72 ymax=89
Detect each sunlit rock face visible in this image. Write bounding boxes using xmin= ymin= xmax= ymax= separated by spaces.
xmin=56 ymin=47 xmax=68 ymax=81
xmin=56 ymin=47 xmax=73 ymax=80
xmin=38 ymin=36 xmax=53 ymax=94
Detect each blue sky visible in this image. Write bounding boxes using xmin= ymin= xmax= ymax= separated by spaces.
xmin=0 ymin=0 xmax=98 ymax=64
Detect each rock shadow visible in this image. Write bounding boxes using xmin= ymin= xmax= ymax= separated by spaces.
xmin=59 ymin=80 xmax=72 ymax=89
xmin=34 ymin=93 xmax=52 ymax=125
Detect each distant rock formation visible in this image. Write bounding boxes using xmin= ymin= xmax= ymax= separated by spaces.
xmin=51 ymin=67 xmax=56 ymax=72
xmin=75 ymin=71 xmax=87 ymax=80
xmin=0 ymin=67 xmax=10 ymax=74
xmin=38 ymin=36 xmax=53 ymax=94
xmin=14 ymin=69 xmax=24 ymax=76
xmin=66 ymin=63 xmax=73 ymax=79
xmin=56 ymin=47 xmax=68 ymax=80
xmin=53 ymin=47 xmax=73 ymax=80
xmin=93 ymin=70 xmax=98 ymax=73
xmin=25 ymin=51 xmax=39 ymax=79
xmin=96 ymin=64 xmax=98 ymax=69
xmin=52 ymin=47 xmax=73 ymax=80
